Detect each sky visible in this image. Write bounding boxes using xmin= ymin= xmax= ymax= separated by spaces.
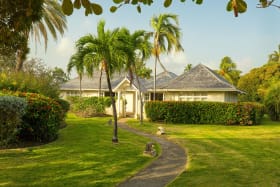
xmin=29 ymin=1 xmax=280 ymax=78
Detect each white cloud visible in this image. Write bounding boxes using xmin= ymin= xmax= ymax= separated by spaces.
xmin=160 ymin=51 xmax=188 ymax=74
xmin=235 ymin=57 xmax=254 ymax=75
xmin=56 ymin=37 xmax=75 ymax=57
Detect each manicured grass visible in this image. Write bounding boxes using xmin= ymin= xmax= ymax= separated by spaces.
xmin=127 ymin=117 xmax=280 ymax=187
xmin=0 ymin=114 xmax=155 ymax=187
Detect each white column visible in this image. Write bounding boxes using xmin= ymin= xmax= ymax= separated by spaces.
xmin=117 ymin=91 xmax=121 ymax=117
xmin=135 ymin=90 xmax=139 ymax=119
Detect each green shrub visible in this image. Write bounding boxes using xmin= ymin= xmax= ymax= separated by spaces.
xmin=0 ymin=96 xmax=27 ymax=146
xmin=145 ymin=101 xmax=264 ymax=125
xmin=55 ymin=98 xmax=70 ymax=119
xmin=68 ymin=96 xmax=112 ymax=117
xmin=264 ymin=83 xmax=280 ymax=121
xmin=0 ymin=70 xmax=60 ymax=99
xmin=1 ymin=90 xmax=63 ymax=142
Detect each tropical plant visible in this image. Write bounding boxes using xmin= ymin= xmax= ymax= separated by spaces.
xmin=67 ymin=52 xmax=85 ymax=97
xmin=184 ymin=63 xmax=192 ymax=72
xmin=268 ymin=44 xmax=280 ymax=63
xmin=264 ymin=82 xmax=280 ymax=121
xmin=0 ymin=0 xmax=43 ymax=58
xmin=149 ymin=13 xmax=183 ymax=100
xmin=76 ymin=20 xmax=127 ymax=143
xmin=15 ymin=0 xmax=67 ymax=72
xmin=218 ymin=56 xmax=241 ymax=86
xmin=117 ymin=28 xmax=152 ymax=123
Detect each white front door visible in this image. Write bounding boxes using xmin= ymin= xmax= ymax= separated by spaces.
xmin=124 ymin=92 xmax=134 ymax=114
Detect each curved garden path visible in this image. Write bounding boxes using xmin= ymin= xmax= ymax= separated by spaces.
xmin=117 ymin=119 xmax=187 ymax=187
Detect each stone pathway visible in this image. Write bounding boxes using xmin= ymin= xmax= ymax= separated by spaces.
xmin=117 ymin=119 xmax=187 ymax=187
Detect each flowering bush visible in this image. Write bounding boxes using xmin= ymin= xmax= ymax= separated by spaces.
xmin=1 ymin=90 xmax=64 ymax=142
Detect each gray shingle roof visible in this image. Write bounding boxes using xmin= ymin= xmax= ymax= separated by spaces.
xmin=144 ymin=71 xmax=177 ymax=89
xmin=160 ymin=64 xmax=241 ymax=91
xmin=60 ymin=71 xmax=126 ymax=90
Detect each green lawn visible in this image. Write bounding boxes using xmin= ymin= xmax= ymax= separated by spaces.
xmin=127 ymin=117 xmax=280 ymax=187
xmin=0 ymin=114 xmax=155 ymax=187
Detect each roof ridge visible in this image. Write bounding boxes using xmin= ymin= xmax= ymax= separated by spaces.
xmin=200 ymin=64 xmax=236 ymax=89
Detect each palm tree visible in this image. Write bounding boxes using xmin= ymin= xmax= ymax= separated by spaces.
xmin=117 ymin=28 xmax=152 ymax=124
xmin=218 ymin=56 xmax=241 ymax=86
xmin=268 ymin=45 xmax=280 ymax=63
xmin=79 ymin=20 xmax=127 ymax=143
xmin=184 ymin=63 xmax=192 ymax=72
xmin=149 ymin=13 xmax=183 ymax=100
xmin=16 ymin=0 xmax=67 ymax=72
xmin=67 ymin=52 xmax=85 ymax=97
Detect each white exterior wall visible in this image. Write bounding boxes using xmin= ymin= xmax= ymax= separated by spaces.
xmin=164 ymin=91 xmax=228 ymax=102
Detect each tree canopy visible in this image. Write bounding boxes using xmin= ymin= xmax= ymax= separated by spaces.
xmin=60 ymin=0 xmax=279 ymax=17
xmin=238 ymin=62 xmax=280 ymax=102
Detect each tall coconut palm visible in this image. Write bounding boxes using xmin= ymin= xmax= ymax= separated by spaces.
xmin=117 ymin=28 xmax=152 ymax=124
xmin=16 ymin=0 xmax=67 ymax=72
xmin=149 ymin=13 xmax=183 ymax=100
xmin=79 ymin=20 xmax=127 ymax=143
xmin=218 ymin=56 xmax=241 ymax=86
xmin=268 ymin=45 xmax=280 ymax=63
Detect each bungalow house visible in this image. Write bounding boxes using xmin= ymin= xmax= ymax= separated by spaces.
xmin=60 ymin=64 xmax=243 ymax=118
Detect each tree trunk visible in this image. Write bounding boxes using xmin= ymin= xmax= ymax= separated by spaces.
xmin=15 ymin=49 xmax=24 ymax=72
xmin=104 ymin=64 xmax=118 ymax=143
xmin=98 ymin=70 xmax=103 ymax=97
xmin=157 ymin=56 xmax=168 ymax=72
xmin=136 ymin=74 xmax=143 ymax=124
xmin=79 ymin=75 xmax=82 ymax=97
xmin=153 ymin=57 xmax=157 ymax=101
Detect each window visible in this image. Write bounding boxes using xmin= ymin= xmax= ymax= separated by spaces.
xmin=179 ymin=92 xmax=208 ymax=101
xmin=104 ymin=92 xmax=115 ymax=97
xmin=144 ymin=93 xmax=150 ymax=101
xmin=150 ymin=93 xmax=163 ymax=101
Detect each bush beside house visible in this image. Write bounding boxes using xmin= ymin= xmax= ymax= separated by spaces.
xmin=145 ymin=101 xmax=264 ymax=125
xmin=67 ymin=96 xmax=112 ymax=117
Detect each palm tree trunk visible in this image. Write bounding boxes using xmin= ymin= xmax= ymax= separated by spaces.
xmin=104 ymin=63 xmax=118 ymax=143
xmin=135 ymin=74 xmax=143 ymax=124
xmin=79 ymin=75 xmax=82 ymax=97
xmin=153 ymin=57 xmax=157 ymax=100
xmin=99 ymin=70 xmax=103 ymax=97
xmin=157 ymin=56 xmax=168 ymax=72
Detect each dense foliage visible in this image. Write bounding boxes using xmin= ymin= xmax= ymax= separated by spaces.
xmin=145 ymin=101 xmax=264 ymax=125
xmin=264 ymin=83 xmax=280 ymax=121
xmin=1 ymin=91 xmax=67 ymax=143
xmin=0 ymin=96 xmax=27 ymax=146
xmin=238 ymin=62 xmax=280 ymax=102
xmin=67 ymin=96 xmax=111 ymax=117
xmin=61 ymin=0 xmax=275 ymax=17
xmin=0 ymin=60 xmax=68 ymax=99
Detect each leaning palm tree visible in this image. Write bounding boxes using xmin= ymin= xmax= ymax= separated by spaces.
xmin=268 ymin=44 xmax=280 ymax=63
xmin=16 ymin=0 xmax=67 ymax=71
xmin=149 ymin=13 xmax=183 ymax=100
xmin=80 ymin=20 xmax=127 ymax=143
xmin=117 ymin=28 xmax=152 ymax=124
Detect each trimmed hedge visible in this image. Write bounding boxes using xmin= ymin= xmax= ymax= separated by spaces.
xmin=0 ymin=96 xmax=27 ymax=146
xmin=145 ymin=101 xmax=264 ymax=125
